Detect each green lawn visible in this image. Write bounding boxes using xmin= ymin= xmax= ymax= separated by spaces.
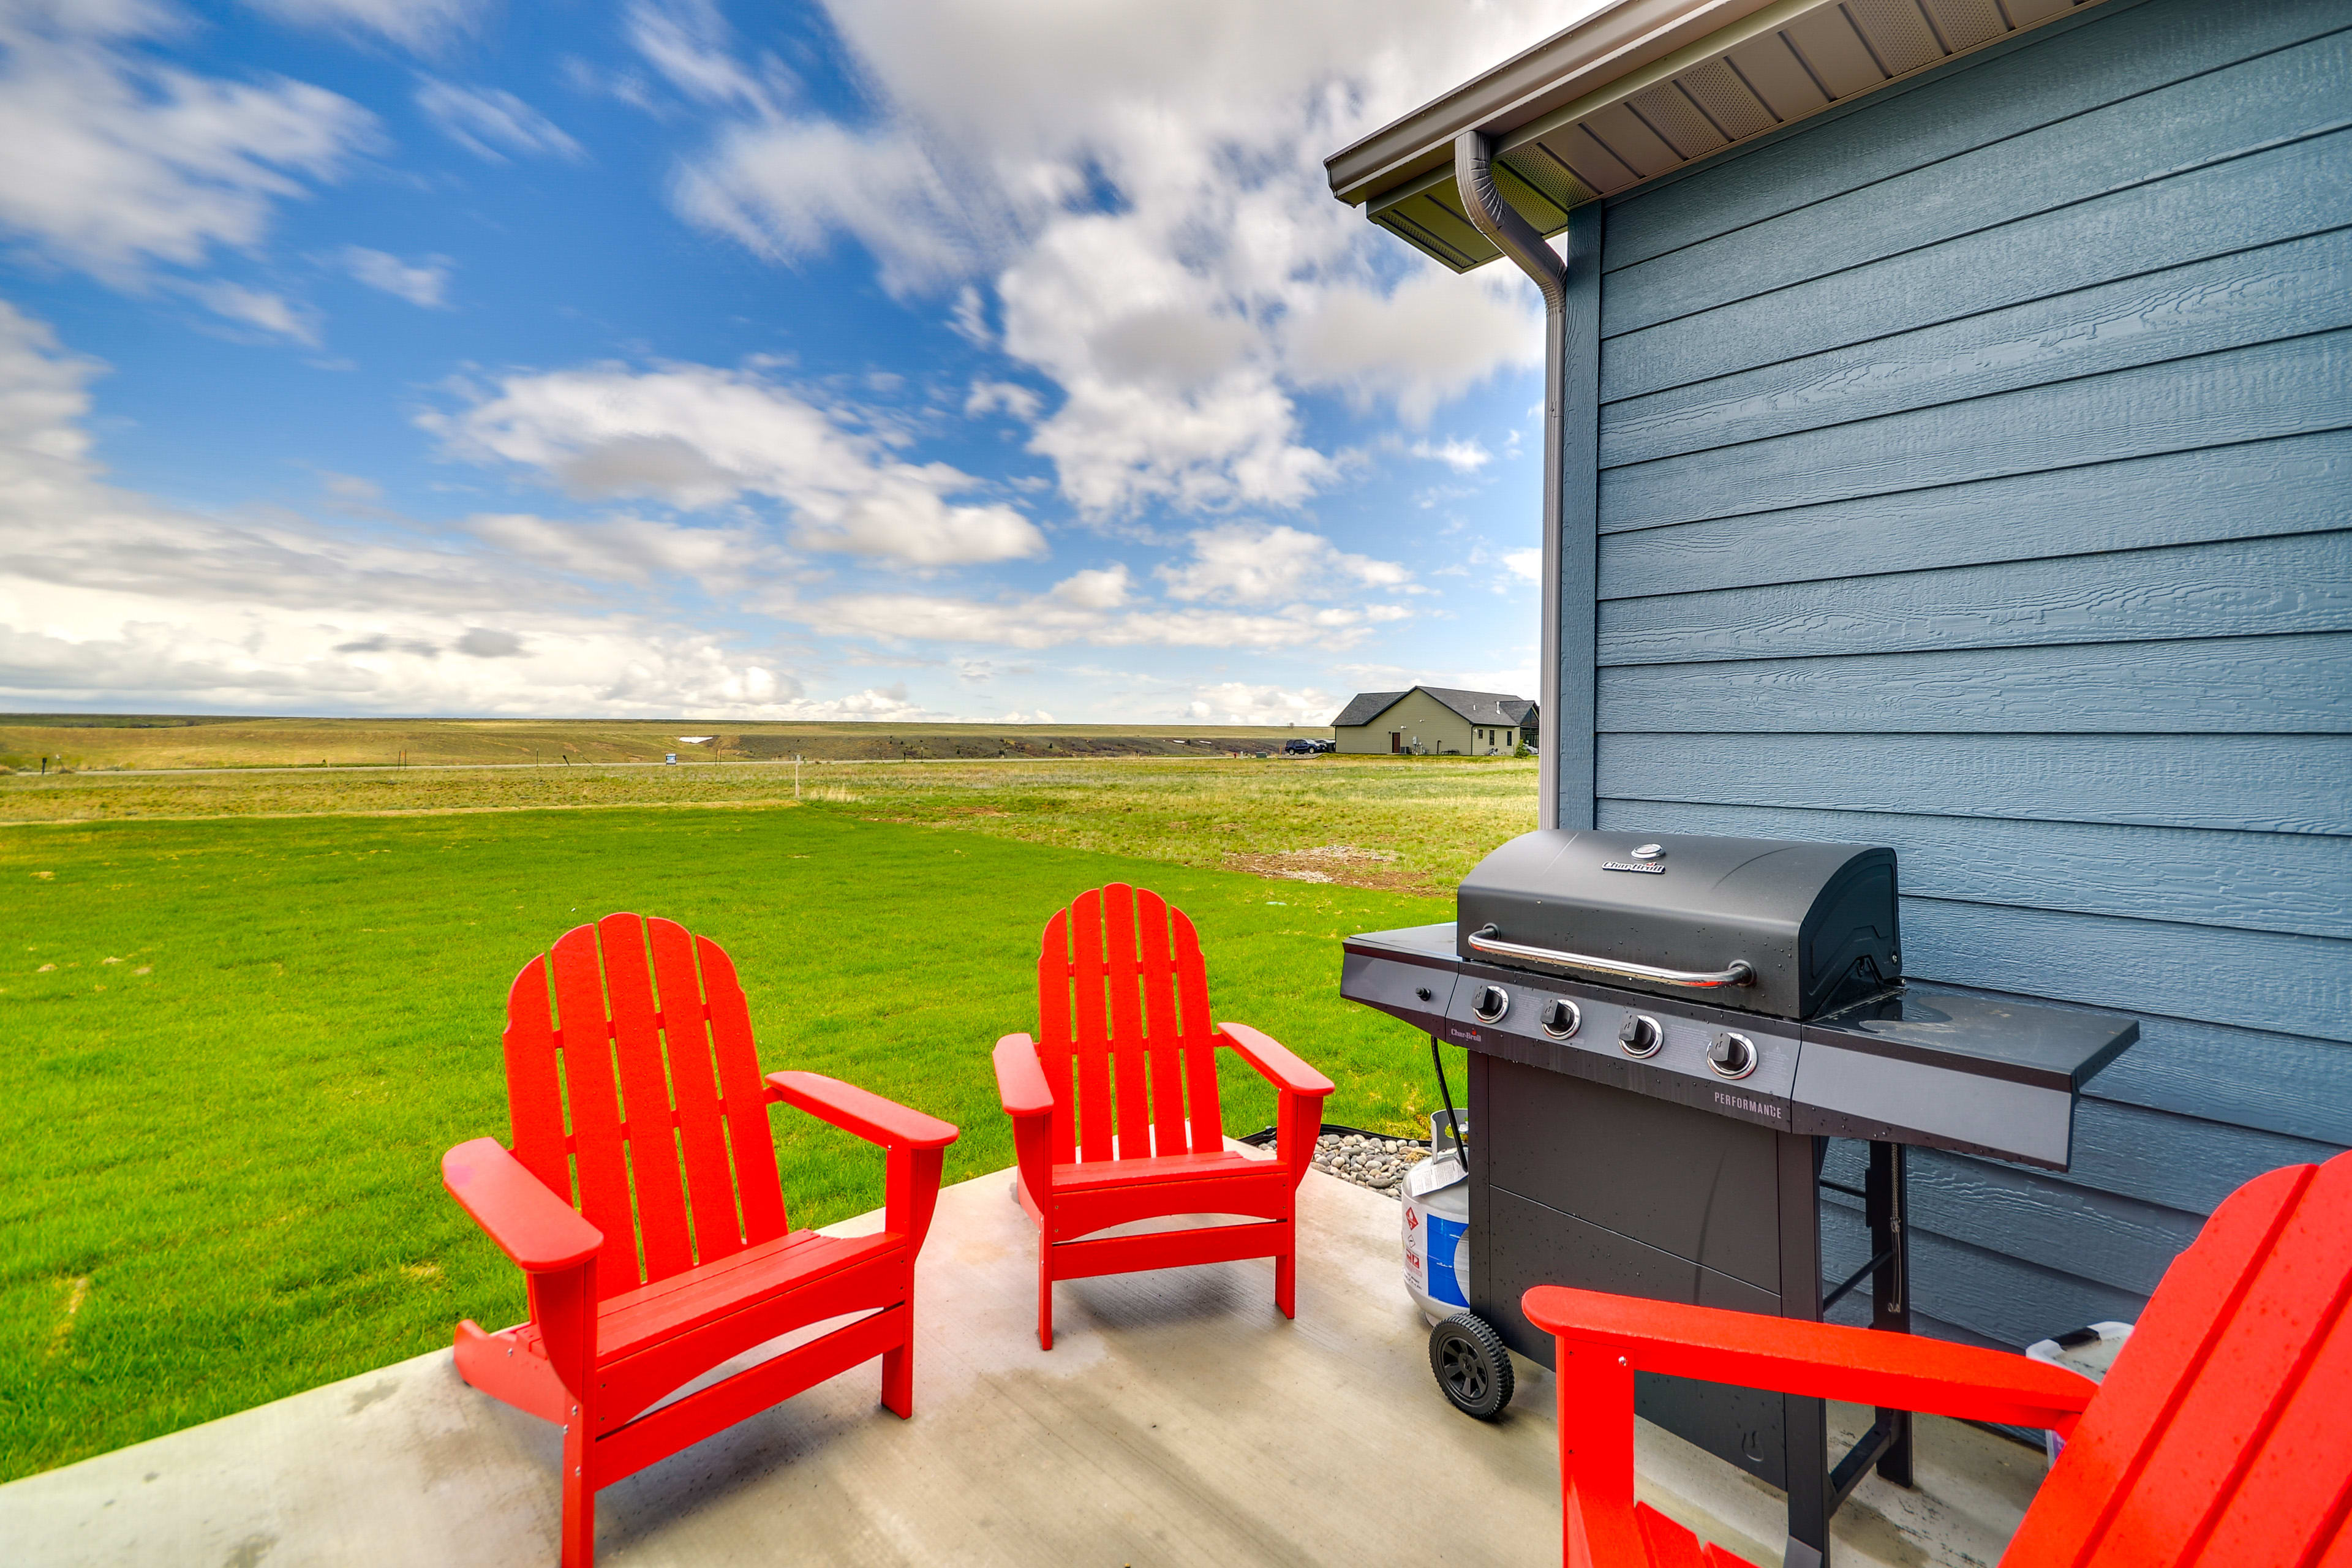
xmin=1 ymin=801 xmax=1453 ymax=1480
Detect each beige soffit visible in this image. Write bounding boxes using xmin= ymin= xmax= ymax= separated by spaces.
xmin=1326 ymin=0 xmax=2113 ymax=272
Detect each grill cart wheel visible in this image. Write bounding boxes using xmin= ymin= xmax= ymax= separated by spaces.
xmin=1429 ymin=1311 xmax=1514 ymax=1419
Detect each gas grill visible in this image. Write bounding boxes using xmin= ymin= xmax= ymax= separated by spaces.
xmin=1343 ymin=829 xmax=2136 ymax=1568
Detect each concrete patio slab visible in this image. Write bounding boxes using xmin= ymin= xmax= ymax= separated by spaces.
xmin=2 ymin=1161 xmax=2051 ymax=1566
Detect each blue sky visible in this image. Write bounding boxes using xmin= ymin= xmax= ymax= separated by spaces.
xmin=0 ymin=0 xmax=1596 ymax=723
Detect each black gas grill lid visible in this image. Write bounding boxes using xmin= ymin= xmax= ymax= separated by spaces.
xmin=1455 ymin=830 xmax=1900 ymax=1020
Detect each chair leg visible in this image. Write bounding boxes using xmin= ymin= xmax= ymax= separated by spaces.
xmin=1038 ymin=1245 xmax=1055 ymax=1351
xmin=881 ymin=1298 xmax=913 ymax=1418
xmin=1276 ymin=1245 xmax=1297 ymax=1319
xmin=559 ymin=1415 xmax=595 ymax=1568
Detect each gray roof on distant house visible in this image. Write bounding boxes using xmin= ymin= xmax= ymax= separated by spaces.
xmin=1330 ymin=685 xmax=1536 ymax=729
xmin=1330 ymin=690 xmax=1410 ymax=727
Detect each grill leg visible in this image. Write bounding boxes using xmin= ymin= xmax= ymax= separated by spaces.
xmin=1868 ymin=1140 xmax=1915 ymax=1487
xmin=1784 ymin=1392 xmax=1830 ymax=1568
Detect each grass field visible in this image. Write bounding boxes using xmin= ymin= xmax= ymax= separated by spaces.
xmin=2 ymin=761 xmax=1534 ymax=1481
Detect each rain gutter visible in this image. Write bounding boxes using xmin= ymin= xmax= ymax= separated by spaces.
xmin=1455 ymin=129 xmax=1569 ymax=830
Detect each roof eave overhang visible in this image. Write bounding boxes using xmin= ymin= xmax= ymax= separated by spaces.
xmin=1327 ymin=0 xmax=2109 ymax=273
xmin=1325 ymin=0 xmax=1782 ymax=209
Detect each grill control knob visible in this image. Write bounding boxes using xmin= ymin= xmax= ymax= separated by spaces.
xmin=1471 ymin=985 xmax=1509 ymax=1023
xmin=1540 ymin=998 xmax=1580 ymax=1039
xmin=1709 ymin=1031 xmax=1758 ymax=1080
xmin=1618 ymin=1014 xmax=1662 ymax=1057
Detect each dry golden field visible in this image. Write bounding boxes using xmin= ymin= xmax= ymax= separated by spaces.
xmin=0 ymin=753 xmax=1536 ymax=895
xmin=0 ymin=714 xmax=1327 ymax=771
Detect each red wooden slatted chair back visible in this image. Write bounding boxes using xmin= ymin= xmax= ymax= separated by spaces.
xmin=1036 ymin=883 xmax=1224 ymax=1165
xmin=2008 ymin=1147 xmax=2352 ymax=1567
xmin=502 ymin=913 xmax=787 ymax=1298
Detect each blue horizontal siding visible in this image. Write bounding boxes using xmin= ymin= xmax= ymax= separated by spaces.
xmin=1588 ymin=0 xmax=2352 ymax=1352
xmin=1605 ymin=129 xmax=2352 ymax=401
xmin=1595 ymin=733 xmax=2352 ymax=835
xmin=1601 ymin=328 xmax=2352 ymax=531
xmin=1602 ymin=12 xmax=2352 ymax=329
xmin=1591 ymin=799 xmax=2351 ymax=939
xmin=1596 ymin=634 xmax=2352 ymax=734
xmin=1598 ymin=532 xmax=2352 ymax=664
xmin=1599 ymin=431 xmax=2352 ymax=596
xmin=1604 ymin=225 xmax=2352 ymax=466
xmin=1603 ymin=0 xmax=2351 ymax=271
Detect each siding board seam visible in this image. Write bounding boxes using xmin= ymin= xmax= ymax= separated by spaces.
xmin=1594 ymin=623 xmax=2352 ymax=673
xmin=1596 ymin=520 xmax=2352 ymax=603
xmin=1598 ymin=326 xmax=2352 ymax=475
xmin=1599 ymin=114 xmax=2352 ymax=342
xmin=1599 ymin=203 xmax=2352 ymax=405
xmin=1596 ymin=793 xmax=2352 ymax=842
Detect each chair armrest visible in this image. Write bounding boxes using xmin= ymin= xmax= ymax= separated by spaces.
xmin=1524 ymin=1285 xmax=2097 ymax=1431
xmin=443 ymin=1137 xmax=602 ymax=1273
xmin=993 ymin=1033 xmax=1055 ymax=1119
xmin=1215 ymin=1022 xmax=1335 ymax=1098
xmin=766 ymin=1071 xmax=959 ymax=1150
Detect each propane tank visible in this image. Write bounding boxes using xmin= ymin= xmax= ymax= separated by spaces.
xmin=1402 ymin=1111 xmax=1470 ymax=1325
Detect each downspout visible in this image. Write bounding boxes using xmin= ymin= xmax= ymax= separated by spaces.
xmin=1454 ymin=129 xmax=1567 ymax=832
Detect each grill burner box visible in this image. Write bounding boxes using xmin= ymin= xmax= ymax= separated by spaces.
xmin=1342 ymin=830 xmax=2136 ymax=1566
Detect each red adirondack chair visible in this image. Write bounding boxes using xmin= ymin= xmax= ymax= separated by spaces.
xmin=1524 ymin=1147 xmax=2352 ymax=1568
xmin=442 ymin=913 xmax=959 ymax=1568
xmin=993 ymin=882 xmax=1335 ymax=1349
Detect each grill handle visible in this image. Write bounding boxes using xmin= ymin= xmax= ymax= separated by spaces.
xmin=1466 ymin=925 xmax=1754 ymax=990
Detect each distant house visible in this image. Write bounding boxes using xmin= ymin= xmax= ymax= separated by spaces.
xmin=1330 ymin=687 xmax=1536 ymax=756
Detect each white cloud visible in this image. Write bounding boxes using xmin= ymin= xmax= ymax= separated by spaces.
xmin=413 ymin=78 xmax=583 ymax=163
xmin=339 ymin=246 xmax=450 ymax=307
xmin=0 ymin=3 xmax=374 ymax=282
xmin=0 ymin=295 xmax=850 ymax=718
xmin=1186 ymin=681 xmax=1337 ymax=725
xmin=464 ymin=511 xmax=782 ymax=588
xmin=800 ymin=563 xmax=1405 ymax=654
xmin=948 ymin=283 xmax=990 ymax=347
xmin=964 ymin=379 xmax=1040 ymax=421
xmin=1289 ymin=271 xmax=1540 ymax=426
xmin=244 ymin=0 xmax=482 ymax=51
xmin=646 ymin=0 xmax=1591 ymax=518
xmin=1502 ymin=547 xmax=1542 ymax=582
xmin=1408 ymin=437 xmax=1493 ymax=474
xmin=426 ymin=361 xmax=1049 ymax=566
xmin=189 ymin=280 xmax=319 ymax=344
xmin=1156 ymin=522 xmax=1408 ymax=605
xmin=624 ymin=0 xmax=766 ymax=111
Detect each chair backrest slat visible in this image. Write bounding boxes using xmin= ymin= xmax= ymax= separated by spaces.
xmin=1101 ymin=886 xmax=1153 ymax=1158
xmin=546 ymin=922 xmax=643 ymax=1286
xmin=1167 ymin=904 xmax=1223 ymax=1153
xmin=1135 ymin=889 xmax=1190 ymax=1158
xmin=1037 ymin=909 xmax=1078 ymax=1165
xmin=599 ymin=913 xmax=695 ymax=1281
xmin=502 ymin=956 xmax=571 ymax=1199
xmin=2179 ymin=1292 xmax=2352 ymax=1568
xmin=1068 ymin=890 xmax=1116 ymax=1163
xmin=503 ymin=915 xmax=788 ymax=1299
xmin=1036 ymin=883 xmax=1224 ymax=1163
xmin=648 ymin=918 xmax=745 ymax=1263
xmin=2016 ymin=1150 xmax=2352 ymax=1566
xmin=696 ymin=933 xmax=788 ymax=1243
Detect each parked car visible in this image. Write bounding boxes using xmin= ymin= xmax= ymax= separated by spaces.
xmin=1283 ymin=739 xmax=1334 ymax=755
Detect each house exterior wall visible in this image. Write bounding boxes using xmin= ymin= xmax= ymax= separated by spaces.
xmin=1334 ymin=689 xmax=1483 ymax=754
xmin=1586 ymin=0 xmax=2351 ymax=1349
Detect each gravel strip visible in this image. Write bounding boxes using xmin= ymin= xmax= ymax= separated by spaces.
xmin=1310 ymin=1132 xmax=1429 ymax=1199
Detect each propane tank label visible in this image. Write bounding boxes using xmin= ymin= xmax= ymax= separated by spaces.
xmin=1424 ymin=1215 xmax=1469 ymax=1306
